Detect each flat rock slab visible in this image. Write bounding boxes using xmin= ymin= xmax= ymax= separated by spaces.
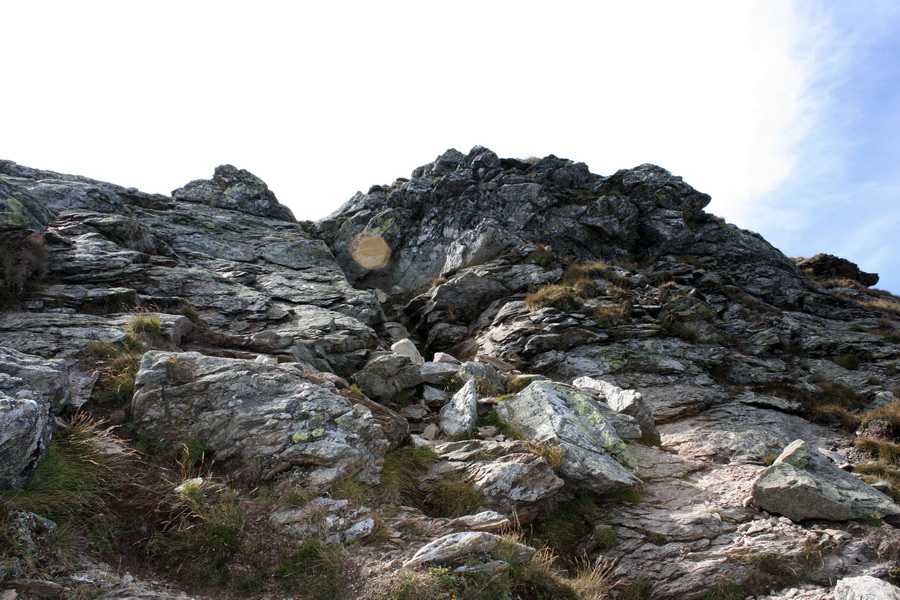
xmin=753 ymin=439 xmax=900 ymax=524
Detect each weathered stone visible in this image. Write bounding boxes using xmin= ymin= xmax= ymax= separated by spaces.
xmin=440 ymin=380 xmax=478 ymax=437
xmin=404 ymin=531 xmax=535 ymax=568
xmin=420 ymin=361 xmax=460 ymax=385
xmin=271 ymin=497 xmax=376 ymax=545
xmin=833 ymin=575 xmax=900 ymax=600
xmin=390 ymin=338 xmax=424 ymax=366
xmin=457 ymin=361 xmax=503 ymax=394
xmin=752 ymin=440 xmax=900 ymax=524
xmin=573 ymin=376 xmax=660 ymax=444
xmin=131 ymin=351 xmax=388 ymax=489
xmin=495 ymin=382 xmax=639 ymax=493
xmin=795 ymin=254 xmax=879 ymax=287
xmin=447 ymin=511 xmax=511 ymax=532
xmin=352 ymin=351 xmax=424 ymax=403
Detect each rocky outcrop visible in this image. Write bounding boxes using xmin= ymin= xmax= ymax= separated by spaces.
xmin=833 ymin=576 xmax=900 ymax=600
xmin=752 ymin=440 xmax=900 ymax=524
xmin=495 ymin=382 xmax=640 ymax=493
xmin=172 ymin=164 xmax=296 ymax=223
xmin=131 ymin=351 xmax=389 ymax=489
xmin=1 ymin=150 xmax=899 ymax=600
xmin=796 ymin=253 xmax=880 ymax=287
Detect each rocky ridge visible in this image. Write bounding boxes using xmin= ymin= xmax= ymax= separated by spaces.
xmin=1 ymin=148 xmax=900 ymax=600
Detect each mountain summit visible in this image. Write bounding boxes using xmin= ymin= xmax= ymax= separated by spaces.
xmin=1 ymin=149 xmax=899 ymax=599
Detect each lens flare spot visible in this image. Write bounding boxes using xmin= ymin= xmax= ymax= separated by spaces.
xmin=350 ymin=233 xmax=391 ymax=270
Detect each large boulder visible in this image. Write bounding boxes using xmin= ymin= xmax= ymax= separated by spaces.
xmin=427 ymin=439 xmax=565 ymax=522
xmin=352 ymin=351 xmax=424 ymax=403
xmin=130 ymin=351 xmax=389 ymax=490
xmin=495 ymin=381 xmax=640 ymax=493
xmin=752 ymin=439 xmax=900 ymax=524
xmin=0 ymin=347 xmax=68 ymax=489
xmin=172 ymin=164 xmax=295 ymax=222
xmin=833 ymin=576 xmax=900 ymax=600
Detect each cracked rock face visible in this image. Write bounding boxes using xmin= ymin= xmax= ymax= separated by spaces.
xmin=131 ymin=351 xmax=389 ymax=489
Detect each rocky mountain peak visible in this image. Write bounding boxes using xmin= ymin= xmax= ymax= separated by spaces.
xmin=317 ymin=146 xmax=813 ymax=311
xmin=1 ymin=151 xmax=899 ymax=600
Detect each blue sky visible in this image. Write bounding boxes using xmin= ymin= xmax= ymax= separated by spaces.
xmin=1 ymin=1 xmax=898 ymax=292
xmin=736 ymin=1 xmax=900 ymax=293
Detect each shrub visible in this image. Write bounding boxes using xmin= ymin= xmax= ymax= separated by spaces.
xmin=524 ymin=245 xmax=556 ymax=268
xmin=0 ymin=234 xmax=48 ymax=309
xmin=423 ymin=472 xmax=482 ymax=518
xmin=594 ymin=304 xmax=629 ymax=327
xmin=524 ymin=441 xmax=564 ymax=472
xmin=90 ymin=335 xmax=146 ymax=405
xmin=371 ymin=446 xmax=438 ymax=507
xmin=129 ymin=314 xmax=164 ymax=336
xmin=525 ymin=284 xmax=580 ymax=311
xmin=147 ymin=486 xmax=247 ymax=584
xmin=572 ymin=277 xmax=601 ymax=298
xmin=534 ymin=494 xmax=599 ymax=559
xmin=833 ymin=353 xmax=862 ymax=370
xmin=276 ymin=539 xmax=344 ymax=599
xmin=477 ymin=411 xmax=523 ymax=439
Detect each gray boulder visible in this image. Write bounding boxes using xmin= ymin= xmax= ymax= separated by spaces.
xmin=439 ymin=379 xmax=478 ymax=437
xmin=457 ymin=361 xmax=503 ymax=395
xmin=833 ymin=576 xmax=900 ymax=600
xmin=0 ymin=347 xmax=69 ymax=489
xmin=495 ymin=382 xmax=640 ymax=493
xmin=131 ymin=351 xmax=389 ymax=490
xmin=573 ymin=376 xmax=660 ymax=444
xmin=752 ymin=439 xmax=900 ymax=524
xmin=172 ymin=164 xmax=295 ymax=222
xmin=352 ymin=351 xmax=424 ymax=403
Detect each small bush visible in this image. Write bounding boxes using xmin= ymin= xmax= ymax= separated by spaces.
xmin=856 ymin=438 xmax=900 ymax=464
xmin=128 ymin=314 xmax=165 ymax=337
xmin=0 ymin=234 xmax=49 ymax=309
xmin=833 ymin=353 xmax=862 ymax=370
xmin=594 ymin=304 xmax=629 ymax=327
xmin=525 ymin=284 xmax=580 ymax=311
xmin=423 ymin=473 xmax=481 ymax=518
xmin=477 ymin=411 xmax=523 ymax=439
xmin=90 ymin=335 xmax=146 ymax=405
xmin=524 ymin=244 xmax=555 ymax=268
xmin=147 ymin=487 xmax=247 ymax=584
xmin=858 ymin=512 xmax=884 ymax=527
xmin=534 ymin=494 xmax=599 ymax=559
xmin=572 ymin=277 xmax=601 ymax=299
xmin=3 ymin=415 xmax=124 ymax=523
xmin=372 ymin=446 xmax=438 ymax=507
xmin=525 ymin=441 xmax=564 ymax=472
xmin=276 ymin=539 xmax=344 ymax=599
xmin=594 ymin=527 xmax=619 ymax=550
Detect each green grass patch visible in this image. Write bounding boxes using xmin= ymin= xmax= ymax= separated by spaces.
xmin=276 ymin=539 xmax=344 ymax=599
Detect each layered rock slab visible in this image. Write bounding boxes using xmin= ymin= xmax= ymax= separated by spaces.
xmin=495 ymin=381 xmax=639 ymax=493
xmin=131 ymin=351 xmax=389 ymax=489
